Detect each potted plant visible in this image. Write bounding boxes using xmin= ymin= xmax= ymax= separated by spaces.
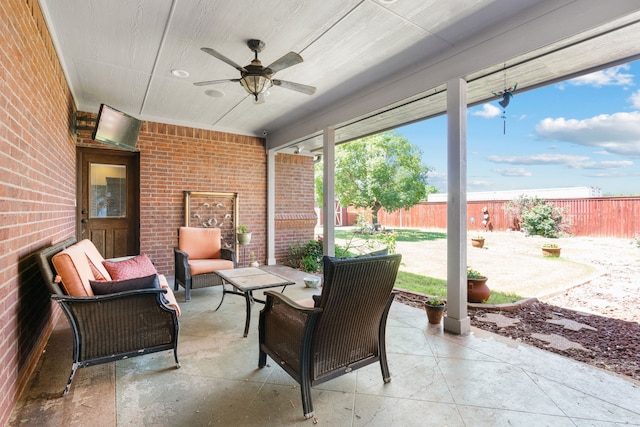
xmin=467 ymin=267 xmax=490 ymax=303
xmin=424 ymin=295 xmax=446 ymax=324
xmin=236 ymin=225 xmax=252 ymax=245
xmin=541 ymin=243 xmax=561 ymax=257
xmin=471 ymin=235 xmax=485 ymax=248
xmin=249 ymin=251 xmax=259 ymax=267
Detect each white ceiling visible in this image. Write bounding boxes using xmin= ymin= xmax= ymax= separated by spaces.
xmin=39 ymin=0 xmax=640 ymax=153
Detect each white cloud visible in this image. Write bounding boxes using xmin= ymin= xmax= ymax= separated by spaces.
xmin=568 ymin=65 xmax=633 ymax=87
xmin=487 ymin=153 xmax=589 ymax=166
xmin=492 ymin=167 xmax=532 ymax=177
xmin=468 ymin=179 xmax=493 ymax=189
xmin=534 ymin=112 xmax=640 ymax=157
xmin=487 ymin=153 xmax=634 ymax=171
xmin=426 ymin=170 xmax=447 ymax=192
xmin=630 ymin=90 xmax=640 ymax=109
xmin=571 ymin=160 xmax=633 ymax=170
xmin=584 ymin=170 xmax=640 ymax=178
xmin=427 ymin=170 xmax=446 ymax=178
xmin=471 ymin=103 xmax=501 ymax=118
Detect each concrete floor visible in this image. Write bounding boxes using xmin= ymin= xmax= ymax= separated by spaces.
xmin=9 ymin=265 xmax=640 ymax=426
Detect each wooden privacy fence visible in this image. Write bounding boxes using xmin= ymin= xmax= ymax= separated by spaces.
xmin=373 ymin=197 xmax=640 ymax=238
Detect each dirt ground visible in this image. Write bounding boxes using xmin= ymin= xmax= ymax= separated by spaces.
xmin=395 ymin=230 xmax=638 ymax=305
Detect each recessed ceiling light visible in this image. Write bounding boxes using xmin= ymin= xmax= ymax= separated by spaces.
xmin=378 ymin=0 xmax=398 ymax=3
xmin=204 ymin=89 xmax=225 ymax=98
xmin=171 ymin=69 xmax=189 ymax=78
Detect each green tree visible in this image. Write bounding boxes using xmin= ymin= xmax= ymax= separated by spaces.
xmin=316 ymin=131 xmax=432 ymax=225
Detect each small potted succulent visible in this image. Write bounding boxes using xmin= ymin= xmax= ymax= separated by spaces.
xmin=424 ymin=295 xmax=446 ymax=324
xmin=467 ymin=267 xmax=490 ymax=303
xmin=541 ymin=243 xmax=561 ymax=257
xmin=236 ymin=225 xmax=252 ymax=245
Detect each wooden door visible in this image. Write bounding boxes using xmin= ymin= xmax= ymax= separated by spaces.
xmin=77 ymin=147 xmax=140 ymax=258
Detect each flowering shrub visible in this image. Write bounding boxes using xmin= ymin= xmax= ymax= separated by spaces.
xmin=504 ymin=195 xmax=567 ymax=238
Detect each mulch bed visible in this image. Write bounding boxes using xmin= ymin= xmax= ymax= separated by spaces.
xmin=395 ymin=291 xmax=640 ymax=382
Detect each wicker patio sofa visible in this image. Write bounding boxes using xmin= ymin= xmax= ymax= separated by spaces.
xmin=36 ymin=238 xmax=181 ymax=396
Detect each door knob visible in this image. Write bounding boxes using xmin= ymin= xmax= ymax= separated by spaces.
xmin=81 ymin=219 xmax=88 ymax=223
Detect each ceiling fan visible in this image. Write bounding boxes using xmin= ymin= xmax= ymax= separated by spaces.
xmin=194 ymin=39 xmax=316 ymax=102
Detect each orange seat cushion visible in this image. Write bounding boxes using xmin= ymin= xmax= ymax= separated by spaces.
xmin=157 ymin=274 xmax=181 ymax=317
xmin=188 ymin=259 xmax=235 ymax=275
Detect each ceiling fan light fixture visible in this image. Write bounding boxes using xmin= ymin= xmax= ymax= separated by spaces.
xmin=240 ymin=74 xmax=271 ymax=101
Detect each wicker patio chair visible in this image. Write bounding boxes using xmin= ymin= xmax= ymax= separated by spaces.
xmin=174 ymin=227 xmax=237 ymax=301
xmin=36 ymin=238 xmax=180 ymax=396
xmin=258 ymin=253 xmax=402 ymax=419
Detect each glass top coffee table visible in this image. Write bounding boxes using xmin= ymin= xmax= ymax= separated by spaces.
xmin=214 ymin=267 xmax=295 ymax=337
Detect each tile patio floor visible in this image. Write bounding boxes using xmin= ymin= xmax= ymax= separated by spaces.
xmin=9 ymin=266 xmax=640 ymax=426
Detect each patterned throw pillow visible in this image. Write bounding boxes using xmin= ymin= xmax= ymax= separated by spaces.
xmin=102 ymin=254 xmax=157 ymax=280
xmin=90 ymin=274 xmax=159 ymax=295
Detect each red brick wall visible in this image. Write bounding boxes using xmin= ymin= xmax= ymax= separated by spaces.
xmin=76 ymin=121 xmax=269 ymax=273
xmin=274 ymin=154 xmax=317 ymax=261
xmin=76 ymin=127 xmax=316 ymax=268
xmin=0 ymin=1 xmax=77 ymax=424
xmin=1 ymin=3 xmax=316 ymax=423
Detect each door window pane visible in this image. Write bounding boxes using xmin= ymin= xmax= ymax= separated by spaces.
xmin=90 ymin=163 xmax=126 ymax=218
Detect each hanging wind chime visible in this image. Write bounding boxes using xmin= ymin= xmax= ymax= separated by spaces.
xmin=492 ymin=65 xmax=517 ymax=134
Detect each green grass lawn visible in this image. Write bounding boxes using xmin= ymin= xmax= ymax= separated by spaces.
xmin=333 ymin=227 xmax=523 ymax=304
xmin=334 ymin=228 xmax=446 ymax=242
xmin=395 ymin=271 xmax=523 ymax=304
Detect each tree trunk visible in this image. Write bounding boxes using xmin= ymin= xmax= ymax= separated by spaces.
xmin=372 ymin=201 xmax=382 ymax=227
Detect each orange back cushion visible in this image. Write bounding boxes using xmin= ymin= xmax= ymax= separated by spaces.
xmin=52 ymin=244 xmax=97 ymax=296
xmin=178 ymin=227 xmax=222 ymax=259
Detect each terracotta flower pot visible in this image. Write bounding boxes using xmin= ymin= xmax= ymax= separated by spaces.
xmin=471 ymin=238 xmax=485 ymax=248
xmin=542 ymin=247 xmax=561 ymax=257
xmin=425 ymin=303 xmax=446 ymax=324
xmin=467 ymin=277 xmax=491 ymax=303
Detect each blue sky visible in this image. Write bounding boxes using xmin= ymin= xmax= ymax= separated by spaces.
xmin=396 ymin=60 xmax=640 ymax=196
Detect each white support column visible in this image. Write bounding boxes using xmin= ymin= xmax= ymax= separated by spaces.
xmin=267 ymin=149 xmax=277 ymax=265
xmin=322 ymin=127 xmax=336 ymax=257
xmin=443 ymin=78 xmax=471 ymax=335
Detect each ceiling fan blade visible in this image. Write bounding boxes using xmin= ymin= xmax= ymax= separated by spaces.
xmin=265 ymin=52 xmax=303 ymax=74
xmin=201 ymin=47 xmax=247 ymax=72
xmin=193 ymin=78 xmax=239 ymax=87
xmin=272 ymin=79 xmax=316 ymax=95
